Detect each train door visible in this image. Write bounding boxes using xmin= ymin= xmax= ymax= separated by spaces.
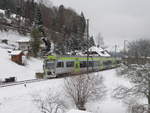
xmin=99 ymin=60 xmax=104 ymax=70
xmin=74 ymin=58 xmax=80 ymax=72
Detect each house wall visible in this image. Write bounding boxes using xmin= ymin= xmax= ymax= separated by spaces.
xmin=11 ymin=54 xmax=22 ymax=64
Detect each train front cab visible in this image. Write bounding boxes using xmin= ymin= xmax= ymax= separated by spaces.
xmin=44 ymin=56 xmax=57 ymax=78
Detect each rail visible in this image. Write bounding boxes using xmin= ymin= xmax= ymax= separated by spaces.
xmin=0 ymin=78 xmax=49 ymax=88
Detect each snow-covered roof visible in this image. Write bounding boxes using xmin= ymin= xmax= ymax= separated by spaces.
xmin=10 ymin=50 xmax=22 ymax=55
xmin=17 ymin=38 xmax=30 ymax=43
xmin=89 ymin=46 xmax=110 ymax=57
xmin=10 ymin=14 xmax=16 ymax=18
xmin=0 ymin=9 xmax=5 ymax=14
xmin=67 ymin=109 xmax=91 ymax=113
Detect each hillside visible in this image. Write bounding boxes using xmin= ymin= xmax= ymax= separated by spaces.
xmin=0 ymin=30 xmax=43 ymax=81
xmin=0 ymin=0 xmax=93 ymax=55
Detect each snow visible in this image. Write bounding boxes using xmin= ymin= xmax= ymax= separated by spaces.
xmin=0 ymin=79 xmax=64 ymax=113
xmin=67 ymin=109 xmax=91 ymax=113
xmin=86 ymin=69 xmax=132 ymax=113
xmin=0 ymin=47 xmax=43 ymax=80
xmin=10 ymin=14 xmax=16 ymax=18
xmin=0 ymin=30 xmax=30 ymax=48
xmin=0 ymin=69 xmax=134 ymax=113
xmin=89 ymin=46 xmax=110 ymax=57
xmin=0 ymin=31 xmax=42 ymax=81
xmin=10 ymin=50 xmax=22 ymax=55
xmin=17 ymin=38 xmax=30 ymax=43
xmin=0 ymin=9 xmax=5 ymax=14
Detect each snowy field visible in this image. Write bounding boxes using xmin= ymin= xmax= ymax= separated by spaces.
xmin=0 ymin=30 xmax=30 ymax=48
xmin=0 ymin=47 xmax=43 ymax=81
xmin=0 ymin=69 xmax=131 ymax=113
xmin=0 ymin=31 xmax=43 ymax=80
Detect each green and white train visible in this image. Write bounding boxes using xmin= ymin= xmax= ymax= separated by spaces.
xmin=43 ymin=55 xmax=120 ymax=78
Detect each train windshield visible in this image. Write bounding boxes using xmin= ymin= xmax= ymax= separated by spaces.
xmin=46 ymin=61 xmax=55 ymax=69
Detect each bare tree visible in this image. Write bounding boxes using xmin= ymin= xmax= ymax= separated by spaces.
xmin=114 ymin=39 xmax=150 ymax=113
xmin=114 ymin=63 xmax=150 ymax=113
xmin=32 ymin=90 xmax=66 ymax=113
xmin=95 ymin=33 xmax=106 ymax=49
xmin=126 ymin=39 xmax=150 ymax=64
xmin=120 ymin=97 xmax=149 ymax=113
xmin=64 ymin=74 xmax=106 ymax=110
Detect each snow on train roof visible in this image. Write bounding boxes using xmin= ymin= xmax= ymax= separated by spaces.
xmin=89 ymin=46 xmax=110 ymax=57
xmin=67 ymin=109 xmax=91 ymax=113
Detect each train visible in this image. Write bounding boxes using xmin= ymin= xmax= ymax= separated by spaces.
xmin=43 ymin=55 xmax=121 ymax=78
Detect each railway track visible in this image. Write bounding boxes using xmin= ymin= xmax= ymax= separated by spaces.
xmin=0 ymin=78 xmax=50 ymax=88
xmin=0 ymin=73 xmax=72 ymax=88
xmin=0 ymin=67 xmax=118 ymax=88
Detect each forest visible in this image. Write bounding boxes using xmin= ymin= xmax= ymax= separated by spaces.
xmin=0 ymin=0 xmax=95 ymax=55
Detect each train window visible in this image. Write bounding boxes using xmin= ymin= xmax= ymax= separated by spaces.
xmin=94 ymin=61 xmax=99 ymax=67
xmin=93 ymin=61 xmax=96 ymax=67
xmin=66 ymin=61 xmax=74 ymax=67
xmin=80 ymin=61 xmax=87 ymax=68
xmin=57 ymin=62 xmax=64 ymax=68
xmin=108 ymin=60 xmax=112 ymax=64
xmin=89 ymin=61 xmax=94 ymax=67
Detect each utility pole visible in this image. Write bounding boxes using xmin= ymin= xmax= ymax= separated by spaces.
xmin=86 ymin=19 xmax=89 ymax=73
xmin=115 ymin=44 xmax=117 ymax=59
xmin=124 ymin=40 xmax=126 ymax=58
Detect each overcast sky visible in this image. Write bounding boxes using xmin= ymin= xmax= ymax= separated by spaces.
xmin=47 ymin=0 xmax=150 ymax=50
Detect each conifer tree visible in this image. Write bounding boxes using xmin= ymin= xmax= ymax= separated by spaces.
xmin=89 ymin=36 xmax=95 ymax=47
xmin=31 ymin=28 xmax=42 ymax=57
xmin=34 ymin=5 xmax=45 ymax=36
xmin=35 ymin=7 xmax=43 ymax=27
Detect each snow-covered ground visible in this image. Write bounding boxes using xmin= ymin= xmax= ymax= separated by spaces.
xmin=0 ymin=79 xmax=64 ymax=113
xmin=0 ymin=69 xmax=132 ymax=113
xmin=0 ymin=47 xmax=43 ymax=80
xmin=86 ymin=69 xmax=132 ymax=113
xmin=0 ymin=31 xmax=43 ymax=81
xmin=67 ymin=109 xmax=91 ymax=113
xmin=0 ymin=30 xmax=30 ymax=47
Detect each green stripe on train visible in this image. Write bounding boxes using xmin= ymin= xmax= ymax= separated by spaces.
xmin=47 ymin=55 xmax=115 ymax=61
xmin=47 ymin=55 xmax=57 ymax=60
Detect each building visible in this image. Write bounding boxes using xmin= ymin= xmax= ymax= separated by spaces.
xmin=10 ymin=50 xmax=23 ymax=65
xmin=17 ymin=39 xmax=30 ymax=51
xmin=88 ymin=46 xmax=110 ymax=57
